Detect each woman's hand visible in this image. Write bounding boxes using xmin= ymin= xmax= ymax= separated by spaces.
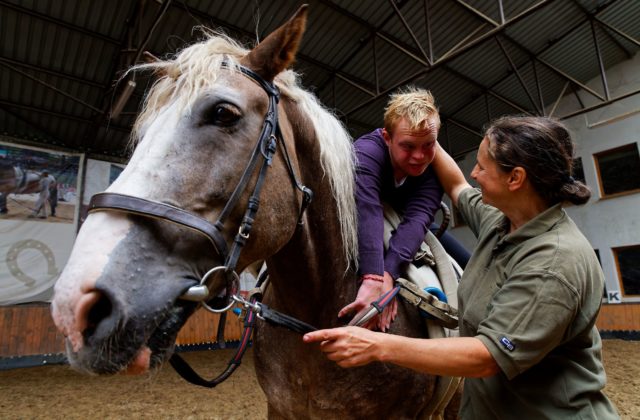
xmin=303 ymin=326 xmax=383 ymax=368
xmin=338 ymin=272 xmax=397 ymax=332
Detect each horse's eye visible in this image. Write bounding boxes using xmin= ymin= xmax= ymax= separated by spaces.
xmin=204 ymin=104 xmax=240 ymax=127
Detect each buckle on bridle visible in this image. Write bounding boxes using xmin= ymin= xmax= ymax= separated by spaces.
xmin=237 ymin=225 xmax=250 ymax=240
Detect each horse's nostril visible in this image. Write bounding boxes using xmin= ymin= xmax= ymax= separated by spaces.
xmin=74 ymin=290 xmax=116 ymax=344
xmin=85 ymin=293 xmax=113 ymax=337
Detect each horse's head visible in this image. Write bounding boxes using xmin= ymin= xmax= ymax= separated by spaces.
xmin=51 ymin=6 xmax=317 ymax=375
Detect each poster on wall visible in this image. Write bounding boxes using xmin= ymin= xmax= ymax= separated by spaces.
xmin=0 ymin=141 xmax=83 ymax=305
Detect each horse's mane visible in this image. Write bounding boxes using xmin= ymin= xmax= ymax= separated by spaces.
xmin=129 ymin=30 xmax=358 ymax=267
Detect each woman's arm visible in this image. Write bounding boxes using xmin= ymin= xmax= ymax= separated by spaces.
xmin=303 ymin=326 xmax=500 ymax=378
xmin=431 ymin=143 xmax=472 ymax=208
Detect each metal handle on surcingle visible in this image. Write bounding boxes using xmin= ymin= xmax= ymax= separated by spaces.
xmin=348 ymin=285 xmax=401 ymax=327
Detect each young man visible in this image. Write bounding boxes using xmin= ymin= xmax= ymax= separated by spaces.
xmin=340 ymin=87 xmax=469 ymax=331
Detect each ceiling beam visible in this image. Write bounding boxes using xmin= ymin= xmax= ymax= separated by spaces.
xmin=570 ymin=0 xmax=633 ymax=58
xmin=0 ymin=0 xmax=121 ymax=45
xmin=0 ymin=57 xmax=104 ymax=88
xmin=0 ymin=100 xmax=130 ymax=132
xmin=559 ymin=88 xmax=640 ymax=120
xmin=431 ymin=0 xmax=558 ymax=66
xmin=0 ymin=60 xmax=103 ymax=113
xmin=387 ymin=0 xmax=431 ymax=65
xmin=0 ymin=105 xmax=68 ymax=147
xmin=344 ymin=0 xmax=556 ymax=117
xmin=595 ymin=16 xmax=640 ymax=49
xmin=495 ymin=36 xmax=543 ymax=114
xmin=451 ymin=0 xmax=621 ymax=108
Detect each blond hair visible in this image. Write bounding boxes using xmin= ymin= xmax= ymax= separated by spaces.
xmin=383 ymin=87 xmax=440 ymax=133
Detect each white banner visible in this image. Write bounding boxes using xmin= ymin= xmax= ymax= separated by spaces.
xmin=0 ymin=221 xmax=77 ymax=304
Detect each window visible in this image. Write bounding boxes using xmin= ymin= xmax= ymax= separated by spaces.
xmin=613 ymin=245 xmax=640 ymax=297
xmin=572 ymin=157 xmax=586 ymax=184
xmin=594 ymin=143 xmax=640 ymax=197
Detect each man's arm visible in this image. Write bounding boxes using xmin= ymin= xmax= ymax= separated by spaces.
xmin=431 ymin=143 xmax=472 ymax=208
xmin=341 ymin=134 xmax=397 ymax=331
xmin=384 ymin=168 xmax=442 ymax=280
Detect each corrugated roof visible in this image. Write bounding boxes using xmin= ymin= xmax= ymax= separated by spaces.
xmin=1 ymin=0 xmax=639 ymax=159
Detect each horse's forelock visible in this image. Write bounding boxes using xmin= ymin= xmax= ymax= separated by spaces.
xmin=127 ymin=31 xmax=358 ymax=269
xmin=129 ymin=32 xmax=248 ymax=145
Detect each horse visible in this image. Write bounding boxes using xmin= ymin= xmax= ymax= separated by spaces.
xmin=0 ymin=162 xmax=44 ymax=213
xmin=51 ymin=6 xmax=460 ymax=419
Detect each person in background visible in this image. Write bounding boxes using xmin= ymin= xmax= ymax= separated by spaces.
xmin=306 ymin=116 xmax=618 ymax=419
xmin=31 ymin=170 xmax=52 ymax=219
xmin=48 ymin=173 xmax=58 ymax=217
xmin=341 ymin=87 xmax=470 ymax=331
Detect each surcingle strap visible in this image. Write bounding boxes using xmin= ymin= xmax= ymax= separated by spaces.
xmin=382 ymin=204 xmax=463 ymax=420
xmin=396 ymin=279 xmax=458 ymax=329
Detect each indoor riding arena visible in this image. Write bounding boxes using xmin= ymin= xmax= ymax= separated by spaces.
xmin=1 ymin=1 xmax=639 ymax=419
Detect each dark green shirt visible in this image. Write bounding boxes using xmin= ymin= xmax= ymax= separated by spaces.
xmin=457 ymin=188 xmax=618 ymax=419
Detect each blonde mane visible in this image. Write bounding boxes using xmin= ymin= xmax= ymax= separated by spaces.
xmin=130 ymin=31 xmax=358 ymax=267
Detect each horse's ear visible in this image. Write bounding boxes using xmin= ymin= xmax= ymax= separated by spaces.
xmin=142 ymin=51 xmax=160 ymax=63
xmin=241 ymin=4 xmax=308 ymax=81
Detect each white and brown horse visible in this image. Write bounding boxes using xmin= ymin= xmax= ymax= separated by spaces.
xmin=51 ymin=7 xmax=458 ymax=419
xmin=0 ymin=161 xmax=43 ymax=213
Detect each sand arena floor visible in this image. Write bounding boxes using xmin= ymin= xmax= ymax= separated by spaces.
xmin=0 ymin=339 xmax=638 ymax=419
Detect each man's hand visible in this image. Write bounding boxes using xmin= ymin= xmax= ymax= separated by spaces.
xmin=302 ymin=326 xmax=382 ymax=368
xmin=338 ymin=272 xmax=397 ymax=332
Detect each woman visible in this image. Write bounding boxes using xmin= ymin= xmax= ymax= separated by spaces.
xmin=304 ymin=116 xmax=618 ymax=418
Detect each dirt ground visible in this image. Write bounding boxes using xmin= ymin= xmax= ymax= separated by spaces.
xmin=1 ymin=196 xmax=76 ymax=224
xmin=0 ymin=339 xmax=638 ymax=419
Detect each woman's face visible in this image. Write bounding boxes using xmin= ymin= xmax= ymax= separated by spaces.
xmin=471 ymin=137 xmax=510 ymax=208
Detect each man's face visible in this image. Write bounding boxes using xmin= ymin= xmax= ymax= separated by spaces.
xmin=383 ymin=117 xmax=438 ymax=181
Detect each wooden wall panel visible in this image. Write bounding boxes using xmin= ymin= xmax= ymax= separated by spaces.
xmin=0 ymin=304 xmax=244 ymax=358
xmin=0 ymin=304 xmax=65 ymax=357
xmin=596 ymin=303 xmax=640 ymax=331
xmin=2 ymin=302 xmax=634 ymax=358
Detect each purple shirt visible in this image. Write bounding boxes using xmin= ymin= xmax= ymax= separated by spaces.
xmin=355 ymin=129 xmax=443 ymax=280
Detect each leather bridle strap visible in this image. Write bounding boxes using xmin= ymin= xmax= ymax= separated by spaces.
xmin=88 ymin=193 xmax=228 ymax=258
xmin=214 ymin=73 xmax=280 ymax=230
xmin=168 ymin=292 xmax=261 ymax=388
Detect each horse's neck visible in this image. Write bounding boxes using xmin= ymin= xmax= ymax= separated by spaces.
xmin=14 ymin=167 xmax=26 ymax=189
xmin=28 ymin=171 xmax=41 ymax=181
xmin=267 ymin=187 xmax=357 ymax=328
xmin=265 ymin=104 xmax=358 ymax=328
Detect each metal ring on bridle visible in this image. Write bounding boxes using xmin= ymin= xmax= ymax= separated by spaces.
xmin=198 ymin=266 xmax=240 ymax=314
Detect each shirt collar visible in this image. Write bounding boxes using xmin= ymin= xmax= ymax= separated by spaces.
xmin=495 ymin=203 xmax=565 ymax=248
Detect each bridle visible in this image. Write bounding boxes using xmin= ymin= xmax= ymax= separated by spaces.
xmin=87 ymin=63 xmax=313 ymax=387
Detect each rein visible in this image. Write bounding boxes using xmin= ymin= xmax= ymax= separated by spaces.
xmin=87 ymin=63 xmax=313 ymax=388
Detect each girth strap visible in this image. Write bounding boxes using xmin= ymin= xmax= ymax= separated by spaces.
xmin=88 ymin=193 xmax=228 ymax=258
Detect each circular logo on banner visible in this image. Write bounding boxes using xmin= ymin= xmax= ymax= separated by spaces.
xmin=6 ymin=239 xmax=59 ymax=287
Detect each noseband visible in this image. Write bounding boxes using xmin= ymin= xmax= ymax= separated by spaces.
xmin=88 ymin=63 xmax=312 ymax=307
